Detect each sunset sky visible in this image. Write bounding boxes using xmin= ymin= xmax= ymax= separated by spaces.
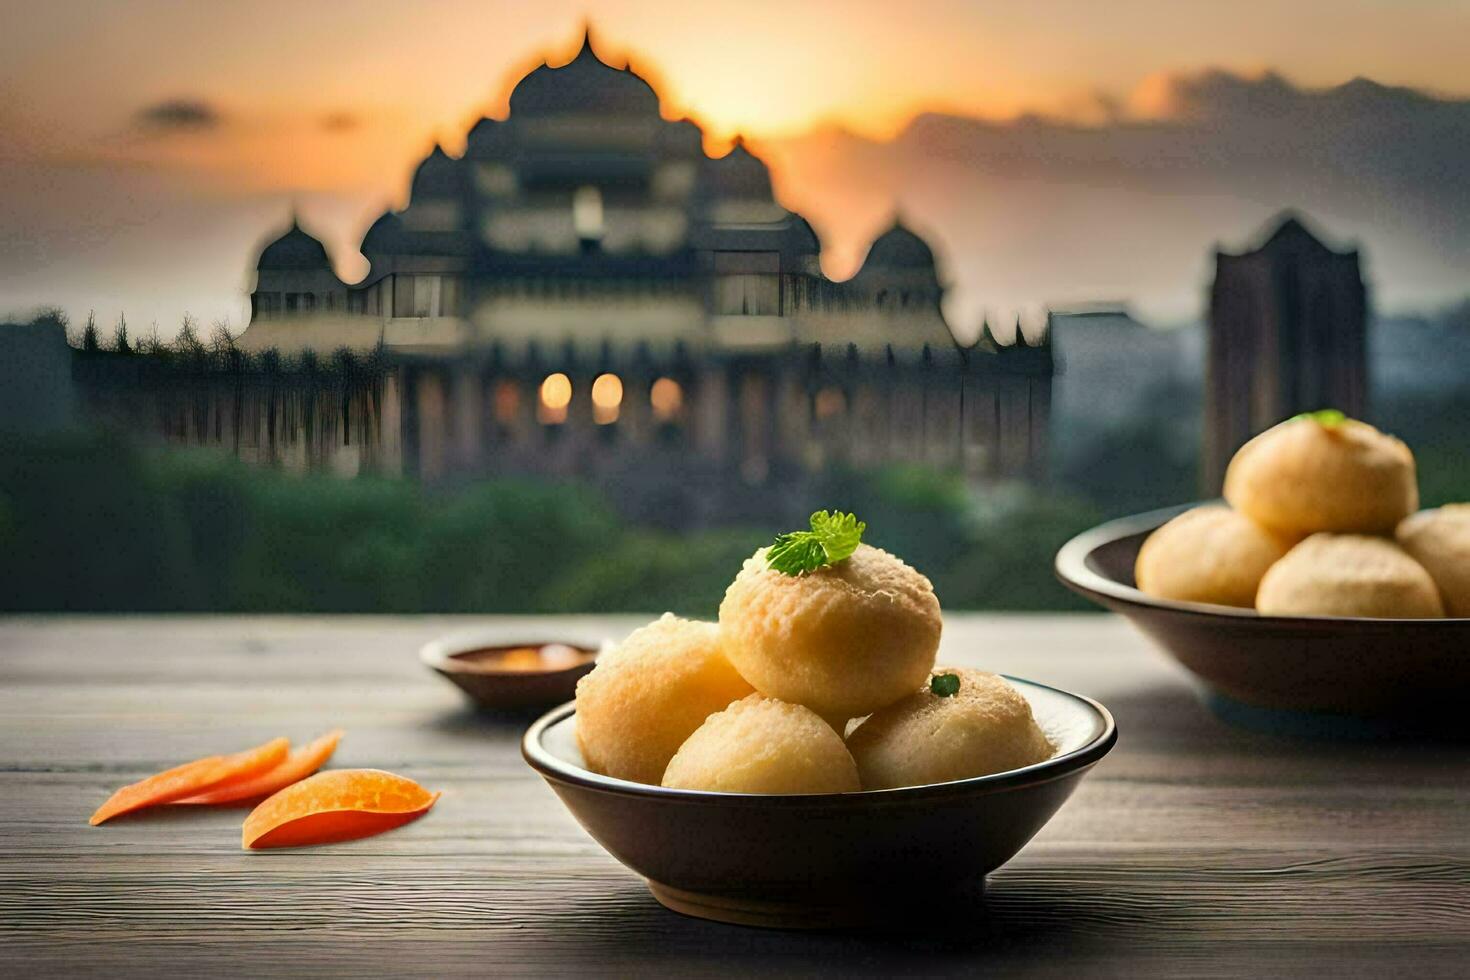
xmin=3 ymin=0 xmax=1469 ymax=339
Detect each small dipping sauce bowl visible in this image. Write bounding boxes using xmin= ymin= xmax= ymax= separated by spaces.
xmin=421 ymin=628 xmax=602 ymax=711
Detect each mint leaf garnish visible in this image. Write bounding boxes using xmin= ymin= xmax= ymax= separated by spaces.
xmin=930 ymin=673 xmax=961 ymax=697
xmin=1292 ymin=408 xmax=1347 ymax=427
xmin=766 ymin=510 xmax=866 ymax=576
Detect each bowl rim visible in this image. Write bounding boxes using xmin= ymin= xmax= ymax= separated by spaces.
xmin=1055 ymin=502 xmax=1466 ymax=626
xmin=521 ymin=675 xmax=1117 ymax=806
xmin=420 ymin=627 xmax=602 ymax=677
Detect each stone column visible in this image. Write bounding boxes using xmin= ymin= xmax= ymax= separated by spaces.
xmin=376 ymin=368 xmax=404 ymax=477
xmin=925 ymin=367 xmax=963 ymax=467
xmin=415 ymin=368 xmax=448 ymax=483
xmin=451 ymin=366 xmax=483 ymax=472
xmin=692 ymin=367 xmax=729 ymax=462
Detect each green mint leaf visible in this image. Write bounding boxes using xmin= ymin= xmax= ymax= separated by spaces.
xmin=808 ymin=510 xmax=865 ymax=565
xmin=930 ymin=673 xmax=961 ymax=697
xmin=766 ymin=532 xmax=829 ymax=576
xmin=1291 ymin=408 xmax=1347 ymax=427
xmin=765 ymin=510 xmax=866 ymax=576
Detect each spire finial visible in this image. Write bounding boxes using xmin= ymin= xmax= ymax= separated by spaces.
xmin=576 ymin=21 xmax=597 ymax=61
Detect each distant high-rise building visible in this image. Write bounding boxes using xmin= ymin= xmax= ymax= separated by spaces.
xmin=1204 ymin=213 xmax=1368 ymax=490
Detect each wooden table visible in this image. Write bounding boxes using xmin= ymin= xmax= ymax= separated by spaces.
xmin=3 ymin=615 xmax=1467 ymax=978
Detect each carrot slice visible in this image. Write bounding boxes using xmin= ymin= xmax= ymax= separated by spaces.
xmin=242 ymin=769 xmax=440 ymax=850
xmin=176 ymin=730 xmax=343 ymax=806
xmin=90 ymin=737 xmax=289 ymax=826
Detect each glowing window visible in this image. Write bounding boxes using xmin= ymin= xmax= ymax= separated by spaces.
xmin=538 ymin=372 xmax=572 ymax=425
xmin=591 ymin=373 xmax=623 ymax=425
xmin=650 ymin=377 xmax=683 ymax=420
xmin=814 ymin=386 xmax=847 ymax=420
xmin=573 ymin=185 xmax=604 ymax=241
xmin=493 ymin=380 xmax=521 ymax=423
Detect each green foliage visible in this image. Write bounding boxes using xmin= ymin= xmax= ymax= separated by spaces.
xmin=808 ymin=464 xmax=974 ymax=574
xmin=80 ymin=312 xmax=100 ymax=352
xmin=1292 ymin=408 xmax=1347 ymax=426
xmin=547 ymin=529 xmax=760 ymax=616
xmin=0 ymin=432 xmax=1106 ymax=614
xmin=932 ymin=488 xmax=1101 ymax=611
xmin=112 ymin=314 xmax=130 ymax=354
xmin=930 ymin=672 xmax=960 ymax=697
xmin=766 ymin=510 xmax=866 ymax=576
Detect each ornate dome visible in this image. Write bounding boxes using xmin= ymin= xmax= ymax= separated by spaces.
xmin=507 ymin=33 xmax=660 ymax=119
xmin=410 ymin=144 xmax=461 ymax=198
xmin=256 ymin=220 xmax=330 ymax=270
xmin=464 ymin=116 xmax=510 ymax=157
xmin=863 ymin=221 xmax=937 ymax=271
xmin=695 ymin=139 xmax=774 ymax=202
xmin=787 ymin=214 xmax=822 ymax=254
xmin=360 ymin=210 xmax=405 ymax=255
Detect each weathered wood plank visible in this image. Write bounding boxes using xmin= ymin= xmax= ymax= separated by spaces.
xmin=1 ymin=615 xmax=1467 ymax=978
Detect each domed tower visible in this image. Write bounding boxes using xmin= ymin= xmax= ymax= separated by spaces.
xmin=858 ymin=221 xmax=942 ymax=293
xmin=693 ymin=140 xmax=776 ymax=211
xmin=250 ymin=217 xmax=345 ymax=321
xmin=846 ymin=219 xmax=955 ymax=351
xmin=478 ymin=30 xmax=699 ymax=256
xmin=360 ymin=209 xmax=406 ymax=263
xmin=507 ymin=31 xmax=662 ymax=119
xmin=691 ymin=140 xmax=823 ymax=316
xmin=400 ymin=144 xmax=467 ymax=233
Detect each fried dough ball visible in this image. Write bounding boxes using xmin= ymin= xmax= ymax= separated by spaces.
xmin=1396 ymin=505 xmax=1470 ymax=617
xmin=575 ymin=614 xmax=754 ymax=784
xmin=661 ymin=695 xmax=860 ymax=795
xmin=718 ymin=543 xmax=942 ymax=721
xmin=1223 ymin=415 xmax=1417 ymax=536
xmin=1256 ymin=534 xmax=1444 ymax=618
xmin=846 ymin=668 xmax=1054 ymax=791
xmin=1135 ymin=505 xmax=1294 ymax=608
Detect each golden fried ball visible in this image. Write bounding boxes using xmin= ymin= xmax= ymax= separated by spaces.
xmin=1396 ymin=505 xmax=1470 ymax=617
xmin=1135 ymin=505 xmax=1294 ymax=608
xmin=718 ymin=543 xmax=942 ymax=721
xmin=1256 ymin=534 xmax=1444 ymax=618
xmin=846 ymin=668 xmax=1054 ymax=791
xmin=575 ymin=614 xmax=754 ymax=784
xmin=661 ymin=695 xmax=860 ymax=794
xmin=1223 ymin=415 xmax=1417 ymax=536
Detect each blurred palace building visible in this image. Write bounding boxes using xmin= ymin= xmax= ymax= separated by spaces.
xmin=43 ymin=35 xmax=1376 ymax=500
xmin=116 ymin=33 xmax=1052 ymax=486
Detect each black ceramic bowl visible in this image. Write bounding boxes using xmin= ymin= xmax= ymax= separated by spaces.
xmin=1055 ymin=504 xmax=1470 ymax=723
xmin=523 ymin=678 xmax=1115 ymax=929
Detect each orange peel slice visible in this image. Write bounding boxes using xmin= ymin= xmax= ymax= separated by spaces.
xmin=90 ymin=737 xmax=289 ymax=826
xmin=176 ymin=730 xmax=344 ymax=806
xmin=242 ymin=768 xmax=440 ymax=849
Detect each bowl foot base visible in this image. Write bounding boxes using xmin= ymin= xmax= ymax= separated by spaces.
xmin=647 ymin=878 xmax=986 ymax=930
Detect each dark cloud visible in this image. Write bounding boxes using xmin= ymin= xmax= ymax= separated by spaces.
xmin=319 ymin=111 xmax=360 ymax=133
xmin=887 ymin=72 xmax=1470 ymax=196
xmin=134 ymin=99 xmax=221 ymax=132
xmin=768 ymin=70 xmax=1470 ymax=321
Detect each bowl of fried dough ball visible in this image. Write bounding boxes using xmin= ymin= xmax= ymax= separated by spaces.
xmin=1056 ymin=410 xmax=1470 ymax=724
xmin=524 ymin=512 xmax=1116 ymax=928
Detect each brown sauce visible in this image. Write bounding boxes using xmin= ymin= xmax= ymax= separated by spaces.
xmin=448 ymin=643 xmax=594 ymax=674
